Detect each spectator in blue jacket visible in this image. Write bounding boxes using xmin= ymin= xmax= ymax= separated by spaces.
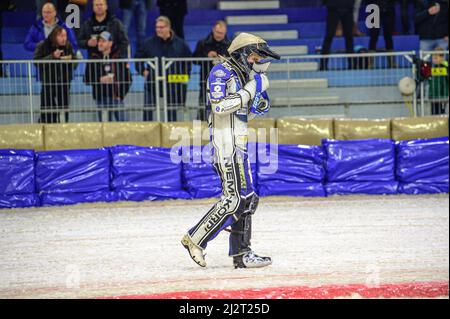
xmin=135 ymin=16 xmax=192 ymax=122
xmin=414 ymin=0 xmax=449 ymax=51
xmin=25 ymin=2 xmax=78 ymax=53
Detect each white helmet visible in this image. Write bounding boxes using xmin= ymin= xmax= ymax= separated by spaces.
xmin=227 ymin=33 xmax=280 ymax=73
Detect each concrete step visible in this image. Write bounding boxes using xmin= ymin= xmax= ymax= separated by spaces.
xmin=269 ymin=78 xmax=328 ymax=89
xmin=271 ymin=96 xmax=340 ymax=106
xmin=235 ymin=30 xmax=298 ymax=40
xmin=268 ymin=62 xmax=318 ymax=72
xmin=226 ymin=15 xmax=288 ymax=25
xmin=271 ymin=45 xmax=308 ymax=55
xmin=218 ymin=1 xmax=280 ymax=10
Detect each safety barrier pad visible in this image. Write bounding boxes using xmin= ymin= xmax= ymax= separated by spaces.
xmin=397 ymin=136 xmax=449 ymax=194
xmin=257 ymin=143 xmax=326 ymax=197
xmin=0 ymin=124 xmax=45 ymax=151
xmin=324 ymin=139 xmax=398 ymax=195
xmin=110 ymin=145 xmax=190 ymax=201
xmin=182 ymin=145 xmax=222 ymax=199
xmin=276 ymin=118 xmax=334 ymax=146
xmin=0 ymin=149 xmax=39 ymax=208
xmin=36 ymin=148 xmax=113 ymax=206
xmin=391 ymin=116 xmax=448 ymax=141
xmin=102 ymin=122 xmax=161 ymax=147
xmin=334 ymin=119 xmax=391 ymax=140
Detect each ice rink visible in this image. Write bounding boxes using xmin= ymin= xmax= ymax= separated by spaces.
xmin=0 ymin=194 xmax=448 ymax=299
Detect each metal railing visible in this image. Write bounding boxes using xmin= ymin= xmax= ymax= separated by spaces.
xmin=0 ymin=51 xmax=447 ymax=125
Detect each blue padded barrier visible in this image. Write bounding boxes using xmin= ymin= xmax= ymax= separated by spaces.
xmin=323 ymin=139 xmax=398 ymax=195
xmin=181 ymin=145 xmax=222 ymax=199
xmin=35 ymin=148 xmax=114 ymax=206
xmin=0 ymin=149 xmax=39 ymax=208
xmin=257 ymin=143 xmax=326 ymax=197
xmin=396 ymin=137 xmax=449 ymax=194
xmin=110 ymin=145 xmax=190 ymax=201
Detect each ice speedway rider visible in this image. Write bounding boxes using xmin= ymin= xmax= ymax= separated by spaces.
xmin=181 ymin=33 xmax=280 ymax=269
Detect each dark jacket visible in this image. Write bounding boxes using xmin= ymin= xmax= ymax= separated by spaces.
xmin=119 ymin=0 xmax=152 ymax=10
xmin=33 ymin=35 xmax=76 ymax=84
xmin=364 ymin=0 xmax=396 ymax=11
xmin=414 ymin=0 xmax=449 ymax=40
xmin=156 ymin=0 xmax=188 ymax=15
xmin=193 ymin=33 xmax=230 ymax=59
xmin=135 ymin=33 xmax=192 ymax=86
xmin=78 ymin=10 xmax=130 ymax=58
xmin=84 ymin=49 xmax=132 ymax=101
xmin=323 ymin=0 xmax=355 ymax=8
xmin=24 ymin=18 xmax=78 ymax=52
xmin=193 ymin=32 xmax=230 ymax=84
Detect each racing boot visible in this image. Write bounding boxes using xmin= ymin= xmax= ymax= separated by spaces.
xmin=233 ymin=251 xmax=272 ymax=269
xmin=181 ymin=233 xmax=207 ymax=267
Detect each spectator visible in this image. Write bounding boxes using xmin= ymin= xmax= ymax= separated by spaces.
xmin=429 ymin=48 xmax=449 ymax=115
xmin=414 ymin=0 xmax=449 ymax=51
xmin=353 ymin=0 xmax=365 ymax=36
xmin=193 ymin=20 xmax=230 ymax=120
xmin=120 ymin=0 xmax=152 ymax=52
xmin=156 ymin=0 xmax=187 ymax=39
xmin=25 ymin=2 xmax=78 ymax=53
xmin=84 ymin=31 xmax=132 ymax=122
xmin=320 ymin=0 xmax=355 ymax=70
xmin=0 ymin=2 xmax=5 ymax=77
xmin=34 ymin=26 xmax=77 ymax=123
xmin=367 ymin=0 xmax=397 ymax=67
xmin=136 ymin=16 xmax=192 ymax=122
xmin=78 ymin=0 xmax=129 ymax=58
xmin=399 ymin=0 xmax=416 ymax=34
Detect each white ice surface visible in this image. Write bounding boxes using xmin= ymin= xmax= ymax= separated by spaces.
xmin=0 ymin=195 xmax=448 ymax=298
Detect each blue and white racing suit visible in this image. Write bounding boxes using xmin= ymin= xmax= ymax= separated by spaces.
xmin=188 ymin=58 xmax=270 ymax=257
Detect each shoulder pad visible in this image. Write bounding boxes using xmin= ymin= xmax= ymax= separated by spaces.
xmin=208 ymin=64 xmax=230 ymax=101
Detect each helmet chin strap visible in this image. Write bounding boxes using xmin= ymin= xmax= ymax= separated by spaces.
xmin=252 ymin=59 xmax=271 ymax=73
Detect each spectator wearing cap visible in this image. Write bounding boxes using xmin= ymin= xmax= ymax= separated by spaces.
xmin=193 ymin=20 xmax=230 ymax=120
xmin=135 ymin=16 xmax=192 ymax=122
xmin=84 ymin=31 xmax=132 ymax=122
xmin=78 ymin=0 xmax=129 ymax=58
xmin=25 ymin=2 xmax=78 ymax=52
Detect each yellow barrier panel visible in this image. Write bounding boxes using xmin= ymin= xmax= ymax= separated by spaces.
xmin=44 ymin=123 xmax=103 ymax=150
xmin=248 ymin=118 xmax=276 ymax=143
xmin=102 ymin=122 xmax=161 ymax=147
xmin=160 ymin=121 xmax=209 ymax=148
xmin=0 ymin=124 xmax=45 ymax=150
xmin=391 ymin=116 xmax=449 ymax=140
xmin=334 ymin=119 xmax=391 ymax=140
xmin=276 ymin=118 xmax=334 ymax=145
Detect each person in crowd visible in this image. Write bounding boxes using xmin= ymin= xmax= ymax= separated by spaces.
xmin=25 ymin=2 xmax=78 ymax=53
xmin=399 ymin=0 xmax=416 ymax=34
xmin=34 ymin=26 xmax=77 ymax=123
xmin=135 ymin=16 xmax=192 ymax=122
xmin=193 ymin=20 xmax=230 ymax=120
xmin=353 ymin=0 xmax=365 ymax=36
xmin=429 ymin=48 xmax=449 ymax=115
xmin=78 ymin=0 xmax=129 ymax=58
xmin=84 ymin=31 xmax=132 ymax=122
xmin=119 ymin=0 xmax=151 ymax=52
xmin=156 ymin=0 xmax=187 ymax=39
xmin=366 ymin=0 xmax=397 ymax=67
xmin=414 ymin=0 xmax=448 ymax=51
xmin=320 ymin=0 xmax=355 ymax=70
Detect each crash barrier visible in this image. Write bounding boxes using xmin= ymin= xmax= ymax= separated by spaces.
xmin=1 ymin=137 xmax=448 ymax=209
